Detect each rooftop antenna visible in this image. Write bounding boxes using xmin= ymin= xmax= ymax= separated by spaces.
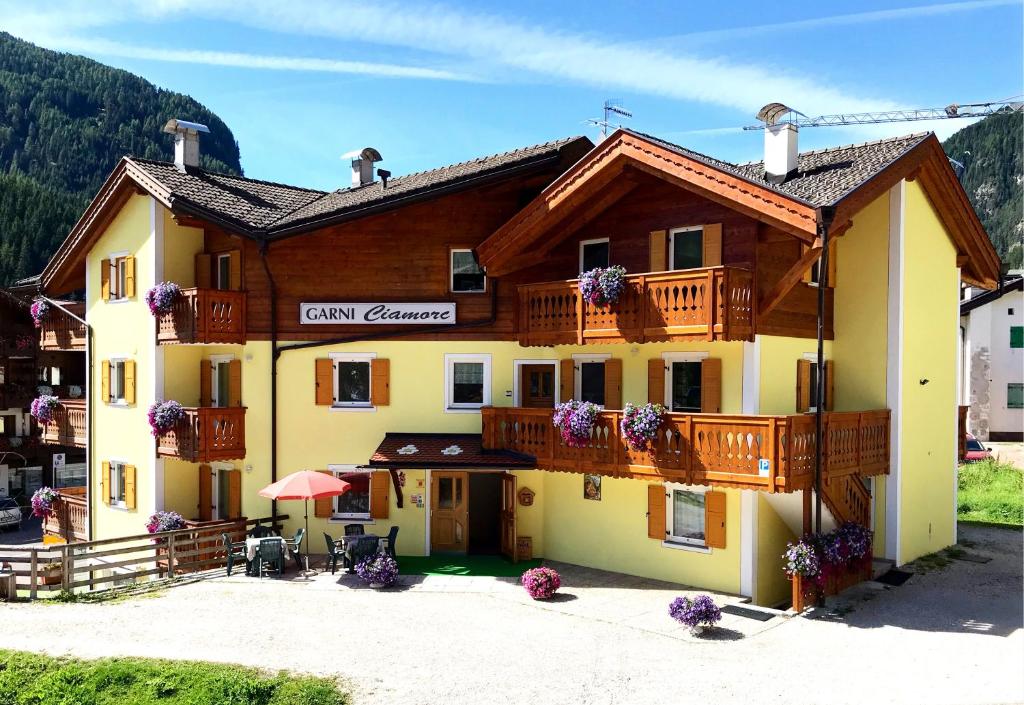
xmin=586 ymin=99 xmax=633 ymax=140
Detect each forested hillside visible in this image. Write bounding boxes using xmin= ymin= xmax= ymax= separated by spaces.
xmin=0 ymin=32 xmax=241 ymax=285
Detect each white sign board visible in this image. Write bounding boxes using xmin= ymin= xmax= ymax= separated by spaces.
xmin=758 ymin=458 xmax=771 ymax=477
xmin=300 ymin=302 xmax=456 ymax=325
xmin=53 ymin=453 xmax=65 ymax=469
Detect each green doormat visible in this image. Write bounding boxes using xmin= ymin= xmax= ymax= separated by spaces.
xmin=398 ymin=554 xmax=542 ymax=577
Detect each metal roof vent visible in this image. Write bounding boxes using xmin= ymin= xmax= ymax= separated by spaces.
xmin=162 ymin=119 xmax=210 ymax=172
xmin=756 ymin=103 xmax=804 ymax=184
xmin=343 ymin=147 xmax=383 ymax=187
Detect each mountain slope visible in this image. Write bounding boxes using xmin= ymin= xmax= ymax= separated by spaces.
xmin=943 ymin=111 xmax=1023 ymax=269
xmin=0 ymin=32 xmax=242 ymax=285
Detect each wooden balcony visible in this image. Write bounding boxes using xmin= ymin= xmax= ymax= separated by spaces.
xmin=40 ymin=399 xmax=87 ymax=448
xmin=156 ymin=406 xmax=246 ymax=463
xmin=39 ymin=302 xmax=86 ymax=351
xmin=41 ymin=487 xmax=88 ymax=543
xmin=515 ymin=266 xmax=755 ymax=346
xmin=481 ymin=407 xmax=889 ymax=493
xmin=156 ymin=288 xmax=246 ymax=345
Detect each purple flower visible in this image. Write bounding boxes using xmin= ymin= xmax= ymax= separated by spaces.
xmin=30 ymin=395 xmax=59 ymax=425
xmin=522 ymin=566 xmax=561 ymax=599
xmin=355 ymin=552 xmax=399 ymax=587
xmin=621 ymin=402 xmax=665 ymax=451
xmin=147 ymin=400 xmax=186 ymax=437
xmin=31 ymin=487 xmax=59 ymax=519
xmin=146 ymin=511 xmax=186 ymax=534
xmin=783 ymin=538 xmax=821 ymax=579
xmin=30 ymin=300 xmax=50 ymax=328
xmin=552 ymin=400 xmax=600 ymax=448
xmin=144 ymin=282 xmax=182 ymax=316
xmin=669 ymin=594 xmax=722 ymax=629
xmin=578 ymin=265 xmax=627 ymax=307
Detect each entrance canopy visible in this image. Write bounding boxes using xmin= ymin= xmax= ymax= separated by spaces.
xmin=367 ymin=433 xmax=535 ymax=470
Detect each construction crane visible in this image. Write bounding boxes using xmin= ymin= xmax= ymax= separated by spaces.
xmin=743 ymin=98 xmax=1023 ymax=130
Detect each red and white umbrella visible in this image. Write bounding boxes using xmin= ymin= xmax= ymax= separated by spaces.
xmin=258 ymin=470 xmax=351 ymax=556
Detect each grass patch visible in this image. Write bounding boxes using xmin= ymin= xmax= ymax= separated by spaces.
xmin=0 ymin=650 xmax=347 ymax=704
xmin=958 ymin=459 xmax=1023 ymax=526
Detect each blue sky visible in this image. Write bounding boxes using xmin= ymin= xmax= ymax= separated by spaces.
xmin=3 ymin=0 xmax=1022 ymax=190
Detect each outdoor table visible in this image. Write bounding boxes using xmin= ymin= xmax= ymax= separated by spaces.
xmin=245 ymin=536 xmax=286 ymax=562
xmin=335 ymin=534 xmax=381 ymax=573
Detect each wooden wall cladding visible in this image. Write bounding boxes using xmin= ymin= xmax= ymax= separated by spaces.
xmin=755 ymin=225 xmax=834 ymax=339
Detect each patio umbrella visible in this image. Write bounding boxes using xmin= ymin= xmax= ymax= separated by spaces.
xmin=258 ymin=470 xmax=351 ymax=558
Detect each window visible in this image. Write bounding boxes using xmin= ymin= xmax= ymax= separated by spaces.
xmin=336 ymin=360 xmax=371 ymax=406
xmin=445 ymin=354 xmax=491 ymax=410
xmin=577 ymin=361 xmax=606 ymax=405
xmin=451 ymin=249 xmax=486 ymax=293
xmin=216 ymin=469 xmax=231 ymax=519
xmin=216 ymin=254 xmax=232 ymax=291
xmin=669 ymin=227 xmax=703 ymax=270
xmin=579 ymin=238 xmax=610 ymax=272
xmin=109 ymin=461 xmax=127 ymax=506
xmin=1009 ymin=383 xmax=1024 ymax=410
xmin=667 ymin=488 xmax=706 ymax=547
xmin=669 ymin=361 xmax=702 ymax=412
xmin=109 ymin=360 xmax=127 ymax=404
xmin=1011 ymin=326 xmax=1023 ymax=349
xmin=332 ymin=468 xmax=371 ymax=519
xmin=106 ymin=255 xmax=133 ymax=300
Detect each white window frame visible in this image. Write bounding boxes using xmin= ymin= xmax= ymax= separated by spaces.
xmin=328 ymin=464 xmax=373 ymax=522
xmin=209 ymin=354 xmax=235 ymax=409
xmin=662 ymin=351 xmax=709 ymax=411
xmin=215 ymin=253 xmax=232 ymax=290
xmin=663 ymin=482 xmax=710 ymax=552
xmin=444 ymin=353 xmax=492 ymax=412
xmin=578 ymin=238 xmax=610 ymax=272
xmin=328 ymin=352 xmax=377 ymax=411
xmin=210 ymin=462 xmax=235 ymax=521
xmin=107 ymin=250 xmax=130 ymax=302
xmin=572 ymin=353 xmax=610 ymax=405
xmin=108 ymin=357 xmax=128 ymax=406
xmin=450 ymin=248 xmax=487 ymax=294
xmin=668 ymin=226 xmax=704 ymax=271
xmin=512 ymin=359 xmax=559 ymax=407
xmin=801 ymin=353 xmax=827 ymax=413
xmin=109 ymin=459 xmax=128 ymax=509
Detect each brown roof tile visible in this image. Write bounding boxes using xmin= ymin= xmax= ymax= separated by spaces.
xmin=368 ymin=433 xmax=536 ymax=469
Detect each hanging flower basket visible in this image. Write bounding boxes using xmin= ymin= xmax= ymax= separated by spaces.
xmin=355 ymin=552 xmax=399 ymax=588
xmin=669 ymin=594 xmax=722 ymax=635
xmin=552 ymin=400 xmax=600 ymax=448
xmin=147 ymin=400 xmax=186 ymax=437
xmin=30 ymin=300 xmax=50 ymax=328
xmin=145 ymin=282 xmax=182 ymax=316
xmin=620 ymin=402 xmax=666 ymax=451
xmin=146 ymin=510 xmax=187 ymax=534
xmin=30 ymin=395 xmax=60 ymax=425
xmin=578 ymin=265 xmax=627 ymax=307
xmin=31 ymin=487 xmax=59 ymax=519
xmin=521 ymin=566 xmax=561 ymax=599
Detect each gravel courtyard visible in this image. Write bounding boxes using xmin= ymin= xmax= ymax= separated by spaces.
xmin=1 ymin=524 xmax=1021 ymax=705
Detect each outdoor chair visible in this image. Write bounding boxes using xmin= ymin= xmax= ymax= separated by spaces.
xmin=285 ymin=528 xmax=305 ymax=569
xmin=344 ymin=535 xmax=380 ymax=573
xmin=248 ymin=524 xmax=274 ymax=539
xmin=344 ymin=524 xmax=365 ymax=536
xmin=221 ymin=533 xmax=247 ymax=577
xmin=257 ymin=538 xmax=285 ymax=578
xmin=324 ymin=532 xmax=345 ymax=575
xmin=383 ymin=526 xmax=399 ymax=559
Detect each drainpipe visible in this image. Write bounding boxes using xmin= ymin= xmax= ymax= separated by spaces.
xmin=813 ymin=206 xmax=836 ymax=537
xmin=257 ymin=242 xmax=279 ymax=521
xmin=38 ymin=296 xmax=93 ymax=541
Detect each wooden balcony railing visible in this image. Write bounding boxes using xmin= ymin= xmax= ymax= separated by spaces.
xmin=481 ymin=407 xmax=889 ymax=493
xmin=41 ymin=487 xmax=88 ymax=543
xmin=156 ymin=288 xmax=246 ymax=345
xmin=156 ymin=407 xmax=246 ymax=463
xmin=40 ymin=399 xmax=87 ymax=448
xmin=39 ymin=302 xmax=87 ymax=351
xmin=515 ymin=266 xmax=755 ymax=346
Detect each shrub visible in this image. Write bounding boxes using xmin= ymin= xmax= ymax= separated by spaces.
xmin=355 ymin=552 xmax=399 ymax=587
xmin=669 ymin=594 xmax=722 ymax=632
xmin=552 ymin=400 xmax=600 ymax=448
xmin=521 ymin=566 xmax=561 ymax=599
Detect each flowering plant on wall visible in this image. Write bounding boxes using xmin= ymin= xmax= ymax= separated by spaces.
xmin=15 ymin=334 xmax=34 ymax=351
xmin=146 ymin=511 xmax=186 ymax=534
xmin=578 ymin=265 xmax=627 ymax=307
xmin=783 ymin=522 xmax=873 ymax=590
xmin=521 ymin=566 xmax=561 ymax=599
xmin=30 ymin=300 xmax=50 ymax=328
xmin=31 ymin=487 xmax=59 ymax=519
xmin=355 ymin=552 xmax=399 ymax=588
xmin=144 ymin=282 xmax=182 ymax=316
xmin=30 ymin=395 xmax=59 ymax=425
xmin=147 ymin=400 xmax=186 ymax=437
xmin=620 ymin=402 xmax=665 ymax=451
xmin=669 ymin=594 xmax=722 ymax=635
xmin=552 ymin=400 xmax=600 ymax=448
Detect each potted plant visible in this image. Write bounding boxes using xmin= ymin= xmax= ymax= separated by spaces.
xmin=146 ymin=511 xmax=187 ymax=535
xmin=30 ymin=487 xmax=59 ymax=519
xmin=578 ymin=265 xmax=627 ymax=307
xmin=38 ymin=562 xmax=63 ymax=586
xmin=620 ymin=402 xmax=666 ymax=451
xmin=147 ymin=400 xmax=186 ymax=437
xmin=144 ymin=282 xmax=182 ymax=316
xmin=355 ymin=552 xmax=399 ymax=588
xmin=30 ymin=395 xmax=59 ymax=425
xmin=29 ymin=300 xmax=50 ymax=328
xmin=552 ymin=400 xmax=600 ymax=448
xmin=521 ymin=566 xmax=561 ymax=600
xmin=669 ymin=594 xmax=722 ymax=636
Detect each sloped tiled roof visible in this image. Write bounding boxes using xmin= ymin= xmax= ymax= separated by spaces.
xmin=368 ymin=433 xmax=536 ymax=469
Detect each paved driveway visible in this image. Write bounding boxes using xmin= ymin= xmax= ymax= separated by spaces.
xmin=0 ymin=525 xmax=1020 ymax=705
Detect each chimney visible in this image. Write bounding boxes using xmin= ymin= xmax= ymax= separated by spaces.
xmin=162 ymin=119 xmax=210 ymax=172
xmin=756 ymin=103 xmax=801 ymax=183
xmin=342 ymin=147 xmax=383 ymax=187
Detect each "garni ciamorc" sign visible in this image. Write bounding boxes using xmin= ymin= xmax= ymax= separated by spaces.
xmin=300 ymin=302 xmax=456 ymax=325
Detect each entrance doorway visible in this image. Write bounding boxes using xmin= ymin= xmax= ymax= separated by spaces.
xmin=468 ymin=473 xmax=501 ymax=554
xmin=430 ymin=471 xmax=517 ymax=560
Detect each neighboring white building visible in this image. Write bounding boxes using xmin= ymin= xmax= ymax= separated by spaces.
xmin=960 ymin=272 xmax=1024 ymax=441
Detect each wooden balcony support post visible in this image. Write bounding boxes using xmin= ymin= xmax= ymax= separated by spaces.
xmin=705 ymin=268 xmax=717 ymax=341
xmin=767 ymin=416 xmax=778 ymax=493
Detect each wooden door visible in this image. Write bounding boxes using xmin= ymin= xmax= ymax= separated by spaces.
xmin=520 ymin=364 xmax=555 ymax=408
xmin=431 ymin=471 xmax=468 ymax=553
xmin=500 ymin=472 xmax=517 ymax=562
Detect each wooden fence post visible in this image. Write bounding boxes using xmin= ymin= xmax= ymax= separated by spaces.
xmin=167 ymin=532 xmax=176 ymax=579
xmin=29 ymin=549 xmax=38 ymax=601
xmin=60 ymin=545 xmax=70 ymax=592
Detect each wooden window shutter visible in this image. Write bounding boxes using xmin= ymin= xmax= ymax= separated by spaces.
xmin=226 ymin=469 xmax=241 ymax=519
xmin=101 ymin=461 xmax=111 ymax=505
xmin=647 ymin=484 xmax=666 ymax=540
xmin=228 ymin=359 xmax=242 ymax=407
xmin=371 ymin=359 xmax=390 ymax=406
xmin=704 ymin=490 xmax=726 ymax=549
xmin=702 ymin=224 xmax=723 ymax=267
xmin=124 ymin=255 xmax=136 ymax=298
xmin=604 ymin=358 xmax=623 ymax=409
xmin=825 ymin=360 xmax=835 ymax=412
xmin=195 ymin=253 xmax=212 ymax=289
xmin=200 ymin=361 xmax=212 ymax=407
xmin=100 ymin=259 xmax=111 ymax=300
xmin=314 ymin=470 xmax=334 ymax=518
xmin=700 ymin=358 xmax=722 ymax=413
xmin=198 ymin=465 xmax=213 ymax=521
xmin=315 ymin=358 xmax=334 ymax=406
xmin=647 ymin=358 xmax=666 ymax=405
xmin=796 ymin=359 xmax=811 ymax=413
xmin=124 ymin=360 xmax=136 ymax=405
xmin=229 ymin=249 xmax=242 ymax=290
xmin=101 ymin=360 xmax=111 ymax=404
xmin=648 ymin=230 xmax=667 ymax=272
xmin=370 ymin=471 xmax=390 ymax=519
xmin=559 ymin=359 xmax=575 ymax=403
xmin=125 ymin=465 xmax=137 ymax=510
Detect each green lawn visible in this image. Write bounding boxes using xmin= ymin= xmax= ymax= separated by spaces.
xmin=0 ymin=650 xmax=347 ymax=705
xmin=958 ymin=459 xmax=1024 ymax=526
xmin=399 ymin=554 xmax=542 ymax=577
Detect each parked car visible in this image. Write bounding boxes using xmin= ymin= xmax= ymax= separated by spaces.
xmin=964 ymin=434 xmax=993 ymax=463
xmin=0 ymin=497 xmax=22 ymax=529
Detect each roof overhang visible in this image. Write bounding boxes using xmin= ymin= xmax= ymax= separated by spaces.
xmin=367 ymin=432 xmax=536 ymax=469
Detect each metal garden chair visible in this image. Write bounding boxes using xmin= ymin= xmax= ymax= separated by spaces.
xmin=257 ymin=538 xmax=285 ymax=578
xmin=221 ymin=533 xmax=247 ymax=576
